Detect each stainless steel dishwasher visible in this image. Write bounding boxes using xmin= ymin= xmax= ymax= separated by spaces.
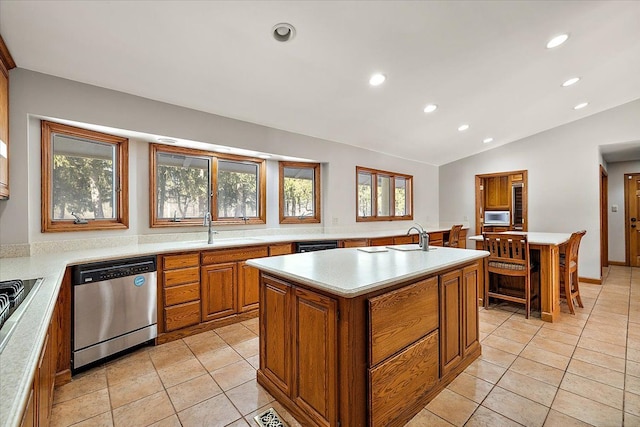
xmin=72 ymin=255 xmax=157 ymax=370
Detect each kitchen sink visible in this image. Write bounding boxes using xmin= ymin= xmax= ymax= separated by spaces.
xmin=386 ymin=244 xmax=437 ymax=251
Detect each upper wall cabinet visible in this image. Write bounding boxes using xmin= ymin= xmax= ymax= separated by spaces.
xmin=0 ymin=35 xmax=16 ymax=200
xmin=484 ymin=175 xmax=511 ymax=210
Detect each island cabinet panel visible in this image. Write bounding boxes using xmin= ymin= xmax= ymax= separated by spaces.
xmin=238 ymin=261 xmax=260 ymax=312
xmin=369 ymin=277 xmax=438 ymax=365
xmin=201 ymin=262 xmax=237 ymax=322
xmin=292 ymin=287 xmax=338 ymax=427
xmin=463 ymin=264 xmax=481 ymax=354
xmin=369 ymin=331 xmax=439 ymax=427
xmin=19 ymin=385 xmax=35 ymax=427
xmin=439 ymin=269 xmax=463 ymax=376
xmin=260 ymin=276 xmax=293 ymax=395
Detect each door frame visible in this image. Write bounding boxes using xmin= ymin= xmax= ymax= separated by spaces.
xmin=475 ymin=170 xmax=528 ymax=236
xmin=600 ymin=165 xmax=608 ymax=274
xmin=623 ymin=172 xmax=640 ymax=266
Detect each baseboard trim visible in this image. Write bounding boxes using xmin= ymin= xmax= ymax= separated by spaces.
xmin=580 ymin=277 xmax=602 ymax=285
xmin=608 ymin=261 xmax=627 ymax=266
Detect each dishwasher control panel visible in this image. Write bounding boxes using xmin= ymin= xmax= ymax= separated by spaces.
xmin=72 ymin=256 xmax=157 ymax=284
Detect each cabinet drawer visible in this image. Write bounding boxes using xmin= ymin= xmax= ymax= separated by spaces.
xmin=202 ymin=246 xmax=268 ymax=264
xmin=369 ymin=237 xmax=394 ymax=247
xmin=369 ymin=276 xmax=438 ymax=366
xmin=269 ymin=243 xmax=293 ymax=256
xmin=342 ymin=239 xmax=368 ymax=248
xmin=165 ymin=301 xmax=200 ymax=332
xmin=393 ymin=235 xmax=415 ymax=245
xmin=369 ymin=330 xmax=439 ymax=427
xmin=165 ymin=282 xmax=200 ymax=306
xmin=164 ymin=267 xmax=199 ymax=287
xmin=163 ymin=253 xmax=199 ymax=270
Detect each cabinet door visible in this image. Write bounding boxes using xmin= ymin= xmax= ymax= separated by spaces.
xmin=485 ymin=176 xmax=511 ymax=209
xmin=260 ymin=276 xmax=292 ymax=395
xmin=238 ymin=261 xmax=260 ymax=312
xmin=201 ymin=262 xmax=237 ymax=322
xmin=292 ymin=287 xmax=338 ymax=427
xmin=440 ymin=269 xmax=463 ymax=377
xmin=37 ymin=332 xmax=53 ymax=427
xmin=20 ymin=382 xmax=35 ymax=427
xmin=0 ymin=69 xmax=8 ymax=198
xmin=462 ymin=264 xmax=481 ymax=355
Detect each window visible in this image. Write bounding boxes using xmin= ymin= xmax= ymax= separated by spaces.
xmin=150 ymin=144 xmax=265 ymax=227
xmin=279 ymin=162 xmax=321 ymax=224
xmin=41 ymin=121 xmax=129 ymax=232
xmin=356 ymin=166 xmax=413 ymax=221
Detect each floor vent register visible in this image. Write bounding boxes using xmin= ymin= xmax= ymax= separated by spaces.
xmin=254 ymin=407 xmax=288 ymax=427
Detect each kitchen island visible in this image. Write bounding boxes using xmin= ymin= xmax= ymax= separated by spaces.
xmin=248 ymin=246 xmax=488 ymax=427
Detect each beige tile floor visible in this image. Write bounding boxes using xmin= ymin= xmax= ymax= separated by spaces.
xmin=51 ymin=265 xmax=640 ymax=426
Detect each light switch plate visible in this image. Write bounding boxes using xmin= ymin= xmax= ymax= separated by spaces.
xmin=612 ymin=205 xmax=618 ymax=212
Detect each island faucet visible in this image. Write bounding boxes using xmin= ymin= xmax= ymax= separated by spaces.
xmin=406 ymin=223 xmax=430 ymax=251
xmin=203 ymin=212 xmax=218 ymax=244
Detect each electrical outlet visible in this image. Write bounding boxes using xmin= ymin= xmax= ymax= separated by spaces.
xmin=463 ymin=215 xmax=468 ymax=221
xmin=332 ymin=217 xmax=339 ymax=225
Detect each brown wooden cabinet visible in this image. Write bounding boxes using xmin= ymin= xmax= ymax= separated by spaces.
xmin=485 ymin=175 xmax=511 ymax=210
xmin=292 ymin=286 xmax=338 ymax=427
xmin=201 ymin=262 xmax=237 ymax=321
xmin=21 ymin=298 xmax=59 ymax=427
xmin=259 ymin=275 xmax=338 ymax=427
xmin=341 ymin=239 xmax=369 ymax=248
xmin=0 ymin=35 xmax=15 ymax=200
xmin=160 ymin=253 xmax=201 ymax=332
xmin=238 ymin=261 xmax=260 ymax=312
xmin=440 ymin=263 xmax=481 ymax=377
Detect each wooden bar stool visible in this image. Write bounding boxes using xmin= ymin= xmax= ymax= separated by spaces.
xmin=483 ymin=233 xmax=534 ymax=318
xmin=560 ymin=230 xmax=586 ymax=314
xmin=444 ymin=224 xmax=463 ymax=248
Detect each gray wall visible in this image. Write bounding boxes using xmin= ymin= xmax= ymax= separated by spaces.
xmin=606 ymin=160 xmax=640 ymax=263
xmin=439 ymin=98 xmax=640 ymax=280
xmin=0 ymin=69 xmax=440 ymax=246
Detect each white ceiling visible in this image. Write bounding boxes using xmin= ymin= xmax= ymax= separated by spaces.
xmin=1 ymin=1 xmax=640 ymax=166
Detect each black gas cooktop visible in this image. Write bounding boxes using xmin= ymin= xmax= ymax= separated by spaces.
xmin=0 ymin=278 xmax=43 ymax=352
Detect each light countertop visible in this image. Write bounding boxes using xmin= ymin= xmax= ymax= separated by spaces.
xmin=247 ymin=246 xmax=489 ymax=297
xmin=469 ymin=232 xmax=571 ymax=246
xmin=0 ymin=225 xmax=466 ymax=427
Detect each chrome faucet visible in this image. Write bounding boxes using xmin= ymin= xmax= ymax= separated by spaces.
xmin=203 ymin=212 xmax=218 ymax=244
xmin=407 ymin=223 xmax=430 ymax=251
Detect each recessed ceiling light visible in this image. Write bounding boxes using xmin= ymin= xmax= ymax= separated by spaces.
xmin=574 ymin=102 xmax=589 ymax=110
xmin=423 ymin=104 xmax=438 ymax=113
xmin=272 ymin=23 xmax=296 ymax=42
xmin=157 ymin=137 xmax=177 ymax=144
xmin=562 ymin=77 xmax=580 ymax=87
xmin=458 ymin=124 xmax=470 ymax=132
xmin=483 ymin=137 xmax=494 ymax=144
xmin=369 ymin=73 xmax=386 ymax=86
xmin=546 ymin=34 xmax=569 ymax=49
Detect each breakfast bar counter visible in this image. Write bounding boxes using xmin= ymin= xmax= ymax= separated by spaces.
xmin=248 ymin=246 xmax=488 ymax=427
xmin=470 ymin=232 xmax=571 ymax=322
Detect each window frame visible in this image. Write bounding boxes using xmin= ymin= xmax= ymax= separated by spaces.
xmin=278 ymin=161 xmax=321 ymax=224
xmin=149 ymin=144 xmax=266 ymax=227
xmin=41 ymin=120 xmax=129 ymax=232
xmin=355 ymin=166 xmax=413 ymax=222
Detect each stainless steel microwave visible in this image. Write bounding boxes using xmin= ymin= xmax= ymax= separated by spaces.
xmin=484 ymin=210 xmax=510 ymax=226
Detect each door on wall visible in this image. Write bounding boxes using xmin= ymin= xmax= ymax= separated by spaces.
xmin=625 ymin=173 xmax=640 ymax=266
